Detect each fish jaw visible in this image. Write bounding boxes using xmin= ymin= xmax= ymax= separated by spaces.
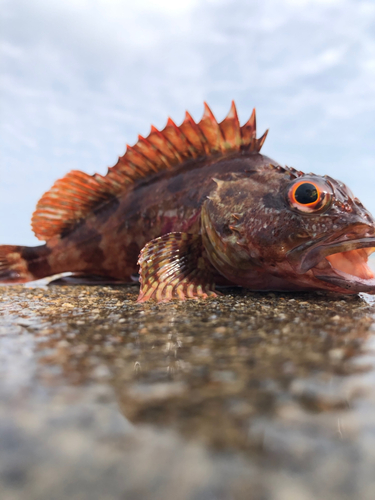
xmin=287 ymin=226 xmax=375 ymax=294
xmin=311 ymin=246 xmax=375 ymax=294
xmin=202 ymin=196 xmax=375 ymax=294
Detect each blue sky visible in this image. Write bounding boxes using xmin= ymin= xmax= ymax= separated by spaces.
xmin=1 ymin=0 xmax=375 ymax=245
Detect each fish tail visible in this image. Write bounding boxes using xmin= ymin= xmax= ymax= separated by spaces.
xmin=0 ymin=244 xmax=52 ymax=283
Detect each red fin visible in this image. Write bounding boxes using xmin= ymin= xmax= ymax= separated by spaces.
xmin=132 ymin=136 xmax=167 ymax=172
xmin=240 ymin=108 xmax=256 ymax=146
xmin=32 ymin=170 xmax=121 ymax=240
xmin=124 ymin=144 xmax=154 ymax=174
xmin=32 ymin=103 xmax=266 ymax=240
xmin=147 ymin=125 xmax=179 ymax=166
xmin=198 ymin=103 xmax=224 ymax=154
xmin=137 ymin=232 xmax=217 ymax=302
xmin=163 ymin=117 xmax=193 ymax=160
xmin=219 ymin=101 xmax=241 ymax=149
xmin=256 ymin=129 xmax=269 ymax=151
xmin=179 ymin=111 xmax=205 ymax=157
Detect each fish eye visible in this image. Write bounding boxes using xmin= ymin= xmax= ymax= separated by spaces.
xmin=294 ymin=183 xmax=318 ymax=204
xmin=287 ymin=178 xmax=332 ymax=213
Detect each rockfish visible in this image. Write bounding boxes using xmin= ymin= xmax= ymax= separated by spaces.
xmin=1 ymin=102 xmax=375 ymax=302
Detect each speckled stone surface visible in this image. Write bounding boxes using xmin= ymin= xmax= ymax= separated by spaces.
xmin=1 ymin=284 xmax=375 ymax=499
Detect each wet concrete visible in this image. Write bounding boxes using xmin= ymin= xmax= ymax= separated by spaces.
xmin=1 ymin=284 xmax=375 ymax=499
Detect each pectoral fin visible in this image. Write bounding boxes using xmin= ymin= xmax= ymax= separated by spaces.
xmin=137 ymin=232 xmax=218 ymax=302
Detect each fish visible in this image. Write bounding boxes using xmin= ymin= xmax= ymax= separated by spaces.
xmin=1 ymin=101 xmax=375 ymax=302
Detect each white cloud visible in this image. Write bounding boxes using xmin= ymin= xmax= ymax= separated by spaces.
xmin=1 ymin=0 xmax=375 ymax=244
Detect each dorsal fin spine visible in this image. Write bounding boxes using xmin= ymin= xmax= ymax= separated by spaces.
xmin=219 ymin=101 xmax=241 ymax=150
xmin=124 ymin=144 xmax=154 ymax=175
xmin=31 ymin=102 xmax=267 ymax=240
xmin=127 ymin=140 xmax=156 ymax=170
xmin=133 ymin=136 xmax=166 ymax=173
xmin=147 ymin=125 xmax=178 ymax=167
xmin=256 ymin=129 xmax=269 ymax=151
xmin=163 ymin=118 xmax=192 ymax=160
xmin=240 ymin=108 xmax=256 ymax=147
xmin=202 ymin=102 xmax=216 ymax=120
xmin=199 ymin=102 xmax=224 ymax=153
xmin=158 ymin=123 xmax=184 ymax=163
xmin=162 ymin=123 xmax=183 ymax=162
xmin=184 ymin=110 xmax=211 ymax=155
xmin=114 ymin=159 xmax=139 ymax=180
xmin=180 ymin=112 xmax=205 ymax=157
xmin=106 ymin=166 xmax=132 ymax=186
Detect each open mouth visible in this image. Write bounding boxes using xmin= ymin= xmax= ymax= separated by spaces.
xmin=287 ymin=228 xmax=375 ymax=293
xmin=313 ymin=243 xmax=375 ymax=293
xmin=325 ymin=248 xmax=375 ymax=280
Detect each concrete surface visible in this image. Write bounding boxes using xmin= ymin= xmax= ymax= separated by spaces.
xmin=1 ymin=284 xmax=375 ymax=499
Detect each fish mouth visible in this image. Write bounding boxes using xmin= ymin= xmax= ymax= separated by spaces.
xmin=287 ymin=227 xmax=375 ymax=293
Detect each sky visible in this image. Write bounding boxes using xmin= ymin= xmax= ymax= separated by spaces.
xmin=1 ymin=0 xmax=375 ymax=245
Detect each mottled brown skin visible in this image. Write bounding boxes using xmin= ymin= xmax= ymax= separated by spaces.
xmin=31 ymin=152 xmax=271 ymax=281
xmin=201 ymin=163 xmax=375 ymax=294
xmin=4 ymin=101 xmax=375 ymax=301
xmin=2 ymin=149 xmax=375 ymax=298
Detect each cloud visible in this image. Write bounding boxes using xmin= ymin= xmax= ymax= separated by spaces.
xmin=1 ymin=0 xmax=375 ymax=244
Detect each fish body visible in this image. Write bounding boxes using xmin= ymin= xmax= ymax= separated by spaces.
xmin=1 ymin=102 xmax=375 ymax=301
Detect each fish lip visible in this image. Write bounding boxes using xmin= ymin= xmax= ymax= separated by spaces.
xmin=313 ymin=270 xmax=375 ymax=293
xmin=287 ymin=227 xmax=375 ymax=274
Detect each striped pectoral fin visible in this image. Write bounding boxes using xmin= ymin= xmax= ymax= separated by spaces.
xmin=137 ymin=232 xmax=218 ymax=303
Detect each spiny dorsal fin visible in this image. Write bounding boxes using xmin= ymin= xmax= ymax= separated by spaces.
xmin=32 ymin=101 xmax=267 ymax=241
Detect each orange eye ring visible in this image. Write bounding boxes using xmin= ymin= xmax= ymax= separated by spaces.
xmin=287 ymin=177 xmax=332 ymax=214
xmin=291 ymin=181 xmax=321 ymax=207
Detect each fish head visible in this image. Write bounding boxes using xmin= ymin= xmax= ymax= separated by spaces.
xmin=201 ymin=162 xmax=375 ymax=294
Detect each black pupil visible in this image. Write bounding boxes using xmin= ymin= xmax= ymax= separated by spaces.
xmin=294 ymin=183 xmax=318 ymax=204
